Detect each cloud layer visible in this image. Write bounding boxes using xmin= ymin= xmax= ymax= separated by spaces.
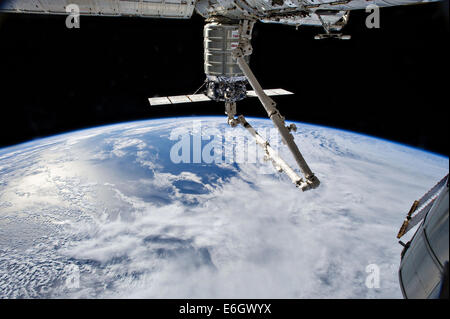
xmin=0 ymin=117 xmax=448 ymax=298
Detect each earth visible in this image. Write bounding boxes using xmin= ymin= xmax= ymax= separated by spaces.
xmin=0 ymin=116 xmax=447 ymax=298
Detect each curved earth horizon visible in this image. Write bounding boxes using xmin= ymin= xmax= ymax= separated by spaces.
xmin=0 ymin=117 xmax=448 ymax=298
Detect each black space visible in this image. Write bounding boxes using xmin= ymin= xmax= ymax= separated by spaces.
xmin=0 ymin=2 xmax=448 ymax=155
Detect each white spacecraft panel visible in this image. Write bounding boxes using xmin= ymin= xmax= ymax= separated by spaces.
xmin=168 ymin=95 xmax=191 ymax=104
xmin=148 ymin=89 xmax=294 ymax=105
xmin=266 ymin=89 xmax=294 ymax=95
xmin=0 ymin=0 xmax=197 ymax=19
xmin=149 ymin=94 xmax=210 ymax=105
xmin=148 ymin=97 xmax=171 ymax=105
xmin=247 ymin=89 xmax=294 ymax=97
xmin=188 ymin=94 xmax=211 ymax=102
xmin=259 ymin=89 xmax=275 ymax=95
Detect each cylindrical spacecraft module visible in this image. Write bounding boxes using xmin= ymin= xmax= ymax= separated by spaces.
xmin=203 ymin=20 xmax=249 ymax=102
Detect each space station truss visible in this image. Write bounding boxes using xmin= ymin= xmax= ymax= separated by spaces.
xmin=0 ymin=0 xmax=197 ymax=19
